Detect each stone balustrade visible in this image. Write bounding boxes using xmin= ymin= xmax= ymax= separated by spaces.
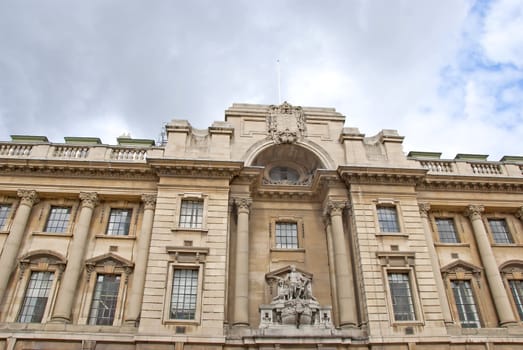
xmin=0 ymin=142 xmax=160 ymax=163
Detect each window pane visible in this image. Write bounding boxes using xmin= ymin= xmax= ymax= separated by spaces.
xmin=106 ymin=209 xmax=132 ymax=236
xmin=377 ymin=207 xmax=400 ymax=232
xmin=88 ymin=274 xmax=121 ymax=325
xmin=275 ymin=222 xmax=298 ymax=248
xmin=451 ymin=280 xmax=481 ymax=328
xmin=179 ymin=200 xmax=203 ymax=229
xmin=170 ymin=269 xmax=199 ymax=320
xmin=44 ymin=206 xmax=71 ymax=233
xmin=509 ymin=280 xmax=523 ymax=320
xmin=435 ymin=218 xmax=460 ymax=243
xmin=0 ymin=204 xmax=11 ymax=229
xmin=488 ymin=219 xmax=513 ymax=244
xmin=18 ymin=271 xmax=54 ymax=323
xmin=388 ymin=273 xmax=415 ymax=321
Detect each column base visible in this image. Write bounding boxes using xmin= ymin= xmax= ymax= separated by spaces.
xmin=232 ymin=322 xmax=250 ymax=327
xmin=500 ymin=320 xmax=519 ymax=328
xmin=339 ymin=322 xmax=358 ymax=329
xmin=123 ymin=319 xmax=138 ymax=327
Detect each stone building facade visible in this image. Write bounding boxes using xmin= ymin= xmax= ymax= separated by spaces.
xmin=0 ymin=102 xmax=522 ymax=349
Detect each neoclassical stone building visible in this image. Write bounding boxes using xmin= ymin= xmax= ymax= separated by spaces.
xmin=0 ymin=102 xmax=523 ymax=349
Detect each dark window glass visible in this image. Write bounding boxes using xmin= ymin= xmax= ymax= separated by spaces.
xmin=388 ymin=273 xmax=415 ymax=321
xmin=436 ymin=218 xmax=460 ymax=243
xmin=377 ymin=206 xmax=400 ymax=232
xmin=509 ymin=280 xmax=523 ymax=320
xmin=488 ymin=219 xmax=513 ymax=244
xmin=106 ymin=209 xmax=132 ymax=236
xmin=275 ymin=222 xmax=298 ymax=249
xmin=44 ymin=206 xmax=71 ymax=233
xmin=179 ymin=200 xmax=203 ymax=229
xmin=88 ymin=274 xmax=121 ymax=325
xmin=170 ymin=269 xmax=198 ymax=320
xmin=269 ymin=166 xmax=300 ymax=183
xmin=451 ymin=280 xmax=481 ymax=328
xmin=0 ymin=204 xmax=11 ymax=229
xmin=18 ymin=271 xmax=54 ymax=323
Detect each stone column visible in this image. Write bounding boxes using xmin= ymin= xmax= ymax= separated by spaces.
xmin=325 ymin=200 xmax=357 ymax=327
xmin=51 ymin=192 xmax=98 ymax=323
xmin=418 ymin=203 xmax=453 ymax=325
xmin=465 ymin=205 xmax=517 ymax=326
xmin=233 ymin=197 xmax=252 ymax=326
xmin=124 ymin=194 xmax=156 ymax=326
xmin=323 ymin=216 xmax=339 ymax=324
xmin=0 ymin=190 xmax=39 ymax=302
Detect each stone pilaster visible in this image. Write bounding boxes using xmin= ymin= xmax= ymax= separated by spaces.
xmin=324 ymin=200 xmax=357 ymax=328
xmin=124 ymin=194 xmax=156 ymax=326
xmin=51 ymin=192 xmax=98 ymax=323
xmin=232 ymin=197 xmax=252 ymax=326
xmin=0 ymin=190 xmax=39 ymax=302
xmin=465 ymin=204 xmax=517 ymax=326
xmin=418 ymin=203 xmax=453 ymax=325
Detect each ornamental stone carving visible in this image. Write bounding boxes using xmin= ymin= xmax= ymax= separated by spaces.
xmin=141 ymin=193 xmax=157 ymax=210
xmin=418 ymin=202 xmax=431 ymax=218
xmin=465 ymin=205 xmax=484 ymax=220
xmin=324 ymin=200 xmax=348 ymax=217
xmin=267 ymin=102 xmax=306 ymax=144
xmin=260 ymin=265 xmax=332 ymax=330
xmin=79 ymin=192 xmax=99 ymax=209
xmin=17 ymin=189 xmax=39 ymax=207
xmin=515 ymin=207 xmax=523 ymax=221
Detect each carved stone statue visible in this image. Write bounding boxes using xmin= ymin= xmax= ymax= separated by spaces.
xmin=260 ymin=265 xmax=331 ymax=330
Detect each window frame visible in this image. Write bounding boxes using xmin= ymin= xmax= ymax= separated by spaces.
xmin=87 ymin=273 xmax=123 ymax=326
xmin=500 ymin=261 xmax=523 ymax=321
xmin=17 ymin=270 xmax=56 ymax=323
xmin=78 ymin=253 xmax=133 ymax=327
xmin=377 ymin=252 xmax=423 ymax=325
xmin=485 ymin=216 xmax=515 ymax=245
xmin=434 ymin=217 xmax=461 ymax=244
xmin=43 ymin=206 xmax=73 ymax=233
xmin=270 ymin=216 xmax=304 ymax=250
xmin=374 ymin=199 xmax=405 ymax=235
xmin=34 ymin=200 xmax=78 ymax=236
xmin=0 ymin=197 xmax=15 ymax=232
xmin=95 ymin=201 xmax=139 ymax=238
xmin=173 ymin=193 xmax=209 ymax=232
xmin=442 ymin=261 xmax=484 ymax=328
xmin=164 ymin=262 xmax=204 ymax=324
xmin=449 ymin=279 xmax=482 ymax=328
xmin=105 ymin=208 xmax=133 ymax=236
xmin=7 ymin=251 xmax=65 ymax=323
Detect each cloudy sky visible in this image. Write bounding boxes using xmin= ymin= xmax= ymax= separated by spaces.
xmin=1 ymin=0 xmax=522 ymax=160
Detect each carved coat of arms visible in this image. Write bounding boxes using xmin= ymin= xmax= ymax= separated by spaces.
xmin=267 ymin=102 xmax=306 ymax=144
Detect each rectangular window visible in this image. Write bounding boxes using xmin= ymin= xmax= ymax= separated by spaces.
xmin=275 ymin=222 xmax=298 ymax=249
xmin=509 ymin=280 xmax=523 ymax=320
xmin=106 ymin=209 xmax=132 ymax=236
xmin=18 ymin=271 xmax=54 ymax=323
xmin=170 ymin=269 xmax=198 ymax=320
xmin=0 ymin=204 xmax=11 ymax=229
xmin=488 ymin=219 xmax=513 ymax=244
xmin=179 ymin=199 xmax=203 ymax=229
xmin=88 ymin=274 xmax=121 ymax=325
xmin=435 ymin=218 xmax=460 ymax=243
xmin=451 ymin=280 xmax=481 ymax=328
xmin=377 ymin=206 xmax=400 ymax=232
xmin=388 ymin=273 xmax=415 ymax=321
xmin=44 ymin=206 xmax=71 ymax=233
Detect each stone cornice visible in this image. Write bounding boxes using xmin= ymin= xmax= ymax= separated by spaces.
xmin=147 ymin=158 xmax=242 ymax=179
xmin=338 ymin=166 xmax=427 ymax=186
xmin=417 ymin=175 xmax=523 ymax=193
xmin=0 ymin=158 xmax=155 ymax=180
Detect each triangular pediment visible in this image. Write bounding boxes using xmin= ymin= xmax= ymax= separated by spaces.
xmin=441 ymin=259 xmax=482 ymax=274
xmin=85 ymin=252 xmax=133 ymax=269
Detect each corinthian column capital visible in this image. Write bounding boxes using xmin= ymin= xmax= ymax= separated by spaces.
xmin=465 ymin=205 xmax=484 ymax=220
xmin=141 ymin=193 xmax=157 ymax=210
xmin=79 ymin=192 xmax=99 ymax=209
xmin=17 ymin=189 xmax=39 ymax=206
xmin=418 ymin=203 xmax=431 ymax=218
xmin=324 ymin=200 xmax=348 ymax=218
xmin=234 ymin=197 xmax=252 ymax=214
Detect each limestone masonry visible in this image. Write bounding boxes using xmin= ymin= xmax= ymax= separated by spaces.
xmin=0 ymin=102 xmax=523 ymax=349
